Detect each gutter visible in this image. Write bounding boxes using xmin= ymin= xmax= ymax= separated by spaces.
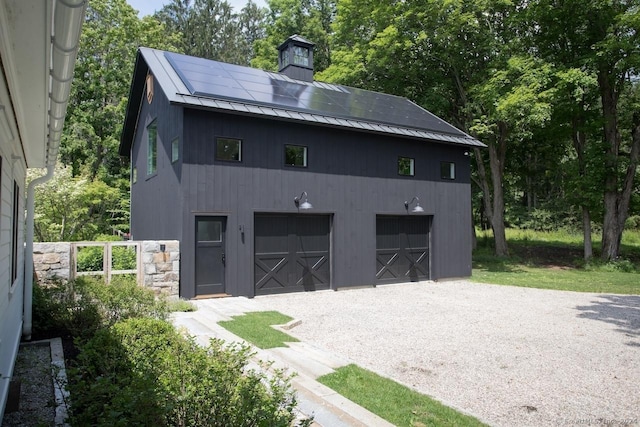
xmin=23 ymin=0 xmax=86 ymax=339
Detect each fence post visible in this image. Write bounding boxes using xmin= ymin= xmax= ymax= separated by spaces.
xmin=136 ymin=242 xmax=143 ymax=286
xmin=104 ymin=242 xmax=111 ymax=284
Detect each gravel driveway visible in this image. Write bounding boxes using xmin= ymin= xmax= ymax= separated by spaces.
xmin=252 ymin=281 xmax=640 ymax=427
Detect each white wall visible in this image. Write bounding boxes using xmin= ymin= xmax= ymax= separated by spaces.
xmin=0 ymin=135 xmax=26 ymax=419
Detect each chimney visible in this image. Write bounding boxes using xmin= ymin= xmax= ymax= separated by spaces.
xmin=277 ymin=35 xmax=315 ymax=82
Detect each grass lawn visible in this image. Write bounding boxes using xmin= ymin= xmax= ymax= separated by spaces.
xmin=318 ymin=364 xmax=487 ymax=427
xmin=218 ymin=311 xmax=299 ymax=348
xmin=472 ymin=229 xmax=640 ymax=294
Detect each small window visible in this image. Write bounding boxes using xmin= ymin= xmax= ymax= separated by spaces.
xmin=132 ymin=166 xmax=137 ymax=184
xmin=285 ymin=145 xmax=307 ymax=167
xmin=398 ymin=157 xmax=415 ymax=176
xmin=147 ymin=120 xmax=157 ymax=175
xmin=171 ymin=137 xmax=180 ymax=163
xmin=441 ymin=162 xmax=456 ymax=180
xmin=216 ymin=137 xmax=242 ymax=162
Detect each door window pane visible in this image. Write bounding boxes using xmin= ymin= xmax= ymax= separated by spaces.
xmin=198 ymin=220 xmax=222 ymax=242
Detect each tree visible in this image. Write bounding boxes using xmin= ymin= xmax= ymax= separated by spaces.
xmin=527 ymin=0 xmax=640 ymax=260
xmin=30 ymin=166 xmax=123 ymax=242
xmin=155 ymin=0 xmax=266 ymax=65
xmin=61 ymin=0 xmax=180 ymax=184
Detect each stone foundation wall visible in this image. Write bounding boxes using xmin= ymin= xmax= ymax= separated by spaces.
xmin=32 ymin=240 xmax=180 ymax=299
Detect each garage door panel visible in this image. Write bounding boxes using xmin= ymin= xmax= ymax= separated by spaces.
xmin=376 ymin=216 xmax=430 ymax=283
xmin=255 ymin=214 xmax=330 ymax=295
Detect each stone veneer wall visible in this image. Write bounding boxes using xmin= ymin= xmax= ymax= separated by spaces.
xmin=32 ymin=240 xmax=180 ymax=299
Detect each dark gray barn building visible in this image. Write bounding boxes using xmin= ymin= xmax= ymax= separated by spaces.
xmin=120 ymin=36 xmax=485 ymax=299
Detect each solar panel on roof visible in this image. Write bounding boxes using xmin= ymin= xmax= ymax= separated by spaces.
xmin=164 ymin=51 xmax=466 ymax=136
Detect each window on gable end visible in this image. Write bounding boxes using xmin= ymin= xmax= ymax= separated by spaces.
xmin=171 ymin=137 xmax=180 ymax=163
xmin=147 ymin=120 xmax=157 ymax=175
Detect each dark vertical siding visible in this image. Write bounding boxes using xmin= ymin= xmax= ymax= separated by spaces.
xmin=129 ymin=80 xmax=184 ymax=243
xmin=172 ymin=109 xmax=472 ymax=298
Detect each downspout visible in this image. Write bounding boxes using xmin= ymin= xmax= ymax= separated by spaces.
xmin=23 ymin=166 xmax=54 ymax=340
xmin=23 ymin=0 xmax=86 ymax=339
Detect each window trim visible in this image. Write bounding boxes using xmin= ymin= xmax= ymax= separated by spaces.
xmin=284 ymin=144 xmax=308 ymax=168
xmin=147 ymin=119 xmax=157 ymax=176
xmin=215 ymin=137 xmax=242 ymax=162
xmin=11 ymin=180 xmax=19 ymax=286
xmin=440 ymin=161 xmax=456 ymax=180
xmin=397 ymin=156 xmax=415 ymax=177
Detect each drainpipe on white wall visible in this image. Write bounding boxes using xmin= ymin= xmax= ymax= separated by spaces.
xmin=23 ymin=0 xmax=86 ymax=340
xmin=23 ymin=165 xmax=54 ymax=340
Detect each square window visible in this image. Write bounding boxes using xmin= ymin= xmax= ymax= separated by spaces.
xmin=441 ymin=162 xmax=456 ymax=180
xmin=398 ymin=157 xmax=415 ymax=176
xmin=171 ymin=137 xmax=179 ymax=163
xmin=147 ymin=120 xmax=157 ymax=175
xmin=285 ymin=145 xmax=307 ymax=167
xmin=216 ymin=137 xmax=242 ymax=162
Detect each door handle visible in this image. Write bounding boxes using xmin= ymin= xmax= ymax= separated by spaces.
xmin=222 ymin=252 xmax=226 ymax=265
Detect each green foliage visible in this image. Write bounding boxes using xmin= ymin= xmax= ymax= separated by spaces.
xmin=318 ymin=364 xmax=487 ymax=427
xmin=156 ymin=0 xmax=266 ymax=66
xmin=625 ymin=215 xmax=640 ymax=230
xmin=472 ymin=228 xmax=640 ymax=294
xmin=167 ymin=298 xmax=198 ymax=312
xmin=32 ymin=276 xmax=168 ymax=342
xmin=68 ymin=317 xmax=301 ymax=426
xmin=218 ymin=311 xmax=299 ymax=349
xmin=30 ymin=166 xmax=123 ymax=242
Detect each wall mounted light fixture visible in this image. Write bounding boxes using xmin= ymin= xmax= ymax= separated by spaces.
xmin=294 ymin=191 xmax=313 ymax=210
xmin=405 ymin=196 xmax=424 ymax=213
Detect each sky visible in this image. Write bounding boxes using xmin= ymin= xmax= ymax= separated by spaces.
xmin=126 ymin=0 xmax=267 ymax=17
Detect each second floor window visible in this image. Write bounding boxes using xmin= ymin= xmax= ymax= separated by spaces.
xmin=285 ymin=145 xmax=307 ymax=167
xmin=398 ymin=156 xmax=415 ymax=176
xmin=216 ymin=137 xmax=242 ymax=162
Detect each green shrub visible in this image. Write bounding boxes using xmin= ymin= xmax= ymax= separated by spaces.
xmin=32 ymin=276 xmax=168 ymax=341
xmin=76 ymin=246 xmax=104 ymax=272
xmin=625 ymin=215 xmax=640 ymax=230
xmin=77 ymin=276 xmax=168 ymax=326
xmin=69 ymin=318 xmax=302 ymax=427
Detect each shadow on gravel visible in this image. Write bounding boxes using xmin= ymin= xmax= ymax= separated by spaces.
xmin=576 ymin=295 xmax=640 ymax=346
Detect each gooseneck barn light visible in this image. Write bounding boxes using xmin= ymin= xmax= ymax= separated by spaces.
xmin=405 ymin=196 xmax=425 ymax=213
xmin=294 ymin=191 xmax=313 ymax=210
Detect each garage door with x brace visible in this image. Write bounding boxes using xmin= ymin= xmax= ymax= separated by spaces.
xmin=254 ymin=214 xmax=330 ymax=295
xmin=376 ymin=215 xmax=430 ymax=283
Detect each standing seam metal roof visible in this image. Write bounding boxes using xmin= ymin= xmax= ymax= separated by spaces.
xmin=119 ymin=48 xmax=485 ymax=156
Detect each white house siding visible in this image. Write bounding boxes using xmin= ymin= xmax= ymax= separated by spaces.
xmin=0 ymin=137 xmax=26 ymax=418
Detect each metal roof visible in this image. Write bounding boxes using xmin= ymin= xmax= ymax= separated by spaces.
xmin=120 ymin=48 xmax=485 ymax=156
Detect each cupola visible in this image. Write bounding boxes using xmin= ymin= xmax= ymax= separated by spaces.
xmin=277 ymin=35 xmax=315 ymax=82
